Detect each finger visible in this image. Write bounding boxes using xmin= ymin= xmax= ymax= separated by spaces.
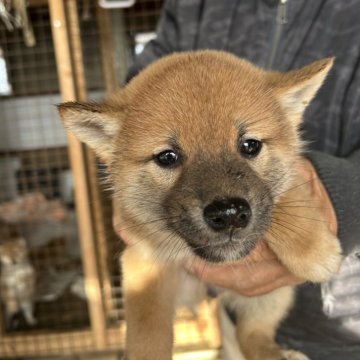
xmin=238 ymin=274 xmax=304 ymax=297
xmin=189 ymin=257 xmax=290 ymax=290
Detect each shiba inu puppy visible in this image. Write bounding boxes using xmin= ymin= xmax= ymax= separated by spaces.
xmin=58 ymin=51 xmax=342 ymax=360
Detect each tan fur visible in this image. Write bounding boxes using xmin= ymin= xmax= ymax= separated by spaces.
xmin=268 ymin=181 xmax=341 ymax=283
xmin=58 ymin=51 xmax=341 ymax=360
xmin=122 ymin=247 xmax=178 ymax=360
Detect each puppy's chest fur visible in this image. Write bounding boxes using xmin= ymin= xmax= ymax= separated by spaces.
xmin=59 ymin=51 xmax=342 ymax=360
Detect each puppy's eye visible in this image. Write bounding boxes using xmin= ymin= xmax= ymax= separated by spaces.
xmin=240 ymin=139 xmax=262 ymax=158
xmin=154 ymin=150 xmax=180 ymax=168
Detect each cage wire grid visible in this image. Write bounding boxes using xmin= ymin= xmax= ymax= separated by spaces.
xmin=0 ymin=0 xmax=220 ymax=358
xmin=0 ymin=1 xmax=104 ymax=347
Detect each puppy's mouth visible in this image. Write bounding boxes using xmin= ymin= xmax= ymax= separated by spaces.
xmin=187 ymin=235 xmax=258 ymax=263
xmin=172 ymin=218 xmax=260 ymax=263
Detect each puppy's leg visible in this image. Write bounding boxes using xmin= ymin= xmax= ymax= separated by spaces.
xmin=267 ymin=185 xmax=342 ymax=283
xmin=229 ymin=287 xmax=309 ymax=360
xmin=122 ymin=246 xmax=178 ymax=360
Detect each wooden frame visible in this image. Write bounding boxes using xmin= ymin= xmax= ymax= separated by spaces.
xmin=0 ymin=328 xmax=124 ymax=358
xmin=0 ymin=303 xmax=219 ymax=357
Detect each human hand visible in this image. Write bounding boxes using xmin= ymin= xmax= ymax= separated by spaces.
xmin=184 ymin=240 xmax=304 ymax=297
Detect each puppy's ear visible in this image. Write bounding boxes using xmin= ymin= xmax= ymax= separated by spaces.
xmin=268 ymin=58 xmax=334 ymax=123
xmin=58 ymin=100 xmax=125 ymax=162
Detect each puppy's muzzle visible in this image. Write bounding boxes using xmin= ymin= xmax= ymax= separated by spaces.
xmin=203 ymin=197 xmax=252 ymax=231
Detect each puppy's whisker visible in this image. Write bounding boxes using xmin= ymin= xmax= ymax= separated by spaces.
xmin=150 ymin=232 xmax=185 ymax=272
xmin=126 ymin=224 xmax=173 ymax=249
xmin=114 ymin=215 xmax=181 ymax=233
xmin=113 ymin=209 xmax=163 ymax=225
xmin=278 ymin=199 xmax=319 ymax=205
xmin=171 ymin=240 xmax=187 ymax=264
xmin=273 ymin=209 xmax=329 ymax=224
xmin=271 ymin=220 xmax=309 ymax=239
xmin=276 ymin=177 xmax=320 ymax=198
xmin=266 ymin=158 xmax=299 ymax=193
xmin=265 ymin=227 xmax=298 ymax=248
xmin=164 ymin=234 xmax=184 ymax=264
xmin=112 ymin=192 xmax=179 ymax=211
xmin=279 ymin=205 xmax=331 ymax=210
xmin=152 ymin=233 xmax=179 ymax=269
xmin=265 ymin=230 xmax=284 ymax=248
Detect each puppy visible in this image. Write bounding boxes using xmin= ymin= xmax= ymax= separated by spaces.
xmin=58 ymin=51 xmax=342 ymax=360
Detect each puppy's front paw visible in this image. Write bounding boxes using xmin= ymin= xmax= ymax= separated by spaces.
xmin=292 ymin=232 xmax=342 ymax=283
xmin=281 ymin=349 xmax=311 ymax=360
xmin=269 ymin=225 xmax=342 ymax=284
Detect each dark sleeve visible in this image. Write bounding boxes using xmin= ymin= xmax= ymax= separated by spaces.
xmin=126 ymin=0 xmax=179 ymax=82
xmin=307 ymin=150 xmax=360 ymax=255
xmin=307 ymin=60 xmax=360 ymax=256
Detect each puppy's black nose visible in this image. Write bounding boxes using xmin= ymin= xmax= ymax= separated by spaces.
xmin=203 ymin=198 xmax=252 ymax=231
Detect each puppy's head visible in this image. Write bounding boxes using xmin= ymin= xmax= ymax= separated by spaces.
xmin=59 ymin=51 xmax=333 ymax=263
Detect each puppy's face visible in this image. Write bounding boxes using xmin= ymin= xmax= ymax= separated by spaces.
xmin=59 ymin=51 xmax=332 ymax=263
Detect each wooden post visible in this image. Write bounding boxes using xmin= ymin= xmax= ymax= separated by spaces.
xmin=66 ymin=0 xmax=87 ymax=101
xmin=96 ymin=5 xmax=119 ymax=93
xmin=49 ymin=0 xmax=107 ymax=349
xmin=68 ymin=0 xmax=115 ymax=324
xmin=95 ymin=2 xmax=122 ymax=318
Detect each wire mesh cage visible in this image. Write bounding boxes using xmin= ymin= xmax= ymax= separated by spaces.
xmin=0 ymin=1 xmax=220 ymax=358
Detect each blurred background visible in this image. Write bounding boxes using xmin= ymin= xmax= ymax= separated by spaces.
xmin=0 ymin=1 xmax=220 ymax=359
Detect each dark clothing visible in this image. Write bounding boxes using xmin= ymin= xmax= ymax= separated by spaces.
xmin=127 ymin=0 xmax=360 ymax=357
